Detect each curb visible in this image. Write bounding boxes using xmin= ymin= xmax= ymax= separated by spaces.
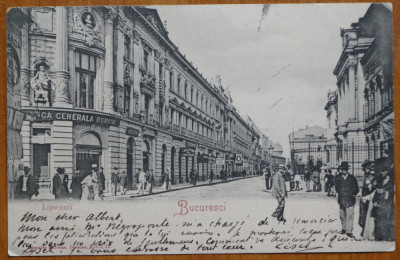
xmin=103 ymin=175 xmax=260 ymax=200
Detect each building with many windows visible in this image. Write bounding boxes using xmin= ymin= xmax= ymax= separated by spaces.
xmin=7 ymin=6 xmax=263 ymax=198
xmin=325 ymin=3 xmax=393 ymax=181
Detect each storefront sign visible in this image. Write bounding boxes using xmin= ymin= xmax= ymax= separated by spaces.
xmin=235 ymin=154 xmax=243 ymax=165
xmin=126 ymin=127 xmax=140 ymax=137
xmin=24 ymin=110 xmax=120 ymax=126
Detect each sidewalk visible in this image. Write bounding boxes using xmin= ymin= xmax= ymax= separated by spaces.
xmin=103 ymin=175 xmax=259 ymax=200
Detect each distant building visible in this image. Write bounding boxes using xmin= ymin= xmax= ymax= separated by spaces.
xmin=260 ymin=134 xmax=286 ymax=168
xmin=289 ymin=126 xmax=327 ymax=170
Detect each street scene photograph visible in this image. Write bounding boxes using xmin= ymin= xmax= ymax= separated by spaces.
xmin=7 ymin=3 xmax=394 ymax=256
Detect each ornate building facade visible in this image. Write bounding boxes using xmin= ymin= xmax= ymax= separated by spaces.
xmin=7 ymin=6 xmax=262 ymax=198
xmin=326 ymin=3 xmax=393 ymax=178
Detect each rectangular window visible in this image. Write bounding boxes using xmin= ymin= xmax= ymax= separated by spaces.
xmin=75 ymin=52 xmax=96 ymax=109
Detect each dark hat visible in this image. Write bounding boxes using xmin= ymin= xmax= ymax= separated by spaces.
xmin=57 ymin=167 xmax=65 ymax=174
xmin=338 ymin=161 xmax=350 ymax=170
xmin=23 ymin=166 xmax=30 ymax=171
xmin=114 ymin=166 xmax=118 ymax=170
xmin=361 ymin=160 xmax=372 ymax=168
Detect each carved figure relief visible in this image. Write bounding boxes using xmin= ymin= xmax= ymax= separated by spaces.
xmin=124 ymin=63 xmax=134 ymax=85
xmin=72 ymin=8 xmax=103 ymax=47
xmin=31 ymin=63 xmax=52 ymax=106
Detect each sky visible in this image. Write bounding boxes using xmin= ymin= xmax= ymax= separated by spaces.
xmin=155 ymin=3 xmax=371 ymax=158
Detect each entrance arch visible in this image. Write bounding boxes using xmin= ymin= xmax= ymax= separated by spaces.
xmin=127 ymin=137 xmax=136 ymax=189
xmin=75 ymin=131 xmax=102 ymax=176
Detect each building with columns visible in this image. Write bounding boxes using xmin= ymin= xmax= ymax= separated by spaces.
xmin=7 ymin=6 xmax=262 ymax=199
xmin=327 ymin=3 xmax=393 ymax=180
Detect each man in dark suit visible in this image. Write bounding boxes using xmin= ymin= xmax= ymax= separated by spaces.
xmin=16 ymin=166 xmax=39 ymax=200
xmin=335 ymin=161 xmax=359 ymax=238
xmin=53 ymin=167 xmax=67 ymax=199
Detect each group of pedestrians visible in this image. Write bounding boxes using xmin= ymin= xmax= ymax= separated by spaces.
xmin=70 ymin=165 xmax=106 ymax=200
xmin=338 ymin=158 xmax=395 ymax=241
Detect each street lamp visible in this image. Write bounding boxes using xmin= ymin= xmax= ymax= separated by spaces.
xmin=35 ymin=94 xmax=47 ymax=110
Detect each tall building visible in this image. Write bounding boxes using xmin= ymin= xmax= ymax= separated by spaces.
xmin=260 ymin=134 xmax=286 ymax=168
xmin=326 ymin=3 xmax=393 ymax=181
xmin=7 ymin=6 xmax=263 ymax=199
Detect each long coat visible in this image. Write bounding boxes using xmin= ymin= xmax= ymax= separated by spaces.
xmin=53 ymin=174 xmax=67 ymax=199
xmin=335 ymin=173 xmax=359 ymax=208
xmin=272 ymin=172 xmax=287 ymax=199
xmin=16 ymin=174 xmax=39 ymax=198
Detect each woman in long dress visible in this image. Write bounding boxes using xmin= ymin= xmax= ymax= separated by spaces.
xmin=81 ymin=172 xmax=94 ymax=201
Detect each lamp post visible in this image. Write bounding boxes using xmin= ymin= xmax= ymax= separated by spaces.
xmin=35 ymin=94 xmax=47 ymax=110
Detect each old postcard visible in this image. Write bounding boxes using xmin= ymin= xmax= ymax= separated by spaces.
xmin=7 ymin=3 xmax=395 ymax=256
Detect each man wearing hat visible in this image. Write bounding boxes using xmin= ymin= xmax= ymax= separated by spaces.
xmin=372 ymin=157 xmax=395 ymax=241
xmin=16 ymin=166 xmax=39 ymax=200
xmin=271 ymin=165 xmax=288 ymax=223
xmin=53 ymin=167 xmax=68 ymax=199
xmin=335 ymin=161 xmax=359 ymax=238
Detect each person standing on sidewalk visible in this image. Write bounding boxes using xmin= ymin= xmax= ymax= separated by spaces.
xmin=147 ymin=169 xmax=155 ymax=194
xmin=98 ymin=167 xmax=105 ymax=198
xmin=335 ymin=161 xmax=359 ymax=238
xmin=271 ymin=165 xmax=287 ymax=223
xmin=304 ymin=169 xmax=312 ymax=192
xmin=119 ymin=170 xmax=128 ymax=195
xmin=111 ymin=167 xmax=119 ymax=196
xmin=70 ymin=170 xmax=83 ymax=200
xmin=138 ymin=169 xmax=146 ymax=195
xmin=294 ymin=171 xmax=302 ymax=191
xmin=209 ymin=169 xmax=214 ymax=185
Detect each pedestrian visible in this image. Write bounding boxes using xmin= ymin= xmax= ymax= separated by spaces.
xmin=271 ymin=165 xmax=287 ymax=223
xmin=53 ymin=168 xmax=68 ymax=200
xmin=162 ymin=168 xmax=171 ymax=190
xmin=193 ymin=169 xmax=199 ymax=185
xmin=70 ymin=170 xmax=83 ymax=200
xmin=335 ymin=161 xmax=359 ymax=238
xmin=119 ymin=170 xmax=128 ymax=195
xmin=324 ymin=169 xmax=335 ymax=196
xmin=147 ymin=169 xmax=155 ymax=194
xmin=97 ymin=167 xmax=105 ymax=198
xmin=63 ymin=171 xmax=70 ymax=198
xmin=81 ymin=171 xmax=95 ymax=200
xmin=304 ymin=169 xmax=312 ymax=192
xmin=358 ymin=160 xmax=374 ymax=234
xmin=283 ymin=167 xmax=291 ymax=192
xmin=312 ymin=169 xmax=321 ymax=192
xmin=360 ymin=177 xmax=376 ymax=240
xmin=91 ymin=165 xmax=99 ymax=199
xmin=264 ymin=165 xmax=271 ymax=190
xmin=209 ymin=169 xmax=214 ymax=185
xmin=294 ymin=172 xmax=302 ymax=191
xmin=220 ymin=166 xmax=227 ymax=183
xmin=16 ymin=166 xmax=39 ymax=200
xmin=144 ymin=170 xmax=150 ymax=190
xmin=372 ymin=157 xmax=395 ymax=241
xmin=189 ymin=169 xmax=195 ymax=185
xmin=138 ymin=169 xmax=146 ymax=195
xmin=111 ymin=167 xmax=119 ymax=196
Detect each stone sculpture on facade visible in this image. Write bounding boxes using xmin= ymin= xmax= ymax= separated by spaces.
xmin=31 ymin=65 xmax=52 ymax=106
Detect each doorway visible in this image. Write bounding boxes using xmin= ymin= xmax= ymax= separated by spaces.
xmin=127 ymin=138 xmax=135 ymax=189
xmin=32 ymin=144 xmax=50 ymax=179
